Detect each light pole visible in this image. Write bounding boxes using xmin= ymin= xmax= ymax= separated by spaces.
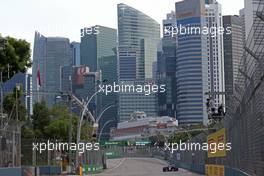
xmin=96 ymin=103 xmax=117 ymax=124
xmin=98 ymin=120 xmax=114 ymax=142
xmin=75 ymin=77 xmax=107 ymax=168
xmin=93 ymin=103 xmax=117 ymax=141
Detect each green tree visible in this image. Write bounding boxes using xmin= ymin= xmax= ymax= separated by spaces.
xmin=80 ymin=121 xmax=94 ymax=141
xmin=21 ymin=125 xmax=35 ymax=139
xmin=168 ymin=132 xmax=189 ymax=143
xmin=168 ymin=124 xmax=206 ymax=143
xmin=45 ymin=104 xmax=78 ymax=141
xmin=0 ymin=35 xmax=31 ymax=81
xmin=3 ymin=85 xmax=27 ymax=121
xmin=45 ymin=104 xmax=94 ymax=141
xmin=45 ymin=118 xmax=70 ymax=141
xmin=149 ymin=134 xmax=166 ymax=146
xmin=25 ymin=102 xmax=95 ymax=142
xmin=31 ymin=101 xmax=50 ymax=139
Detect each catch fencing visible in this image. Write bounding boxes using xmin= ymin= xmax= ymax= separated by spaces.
xmin=0 ymin=122 xmax=21 ymax=168
xmin=172 ymin=1 xmax=264 ymax=175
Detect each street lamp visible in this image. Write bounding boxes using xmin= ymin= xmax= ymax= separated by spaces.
xmin=92 ymin=102 xmax=117 ymax=140
xmin=96 ymin=102 xmax=117 ymax=124
xmin=75 ymin=78 xmax=107 ymax=168
xmin=77 ymin=79 xmax=108 ymax=138
xmin=98 ymin=120 xmax=114 ymax=142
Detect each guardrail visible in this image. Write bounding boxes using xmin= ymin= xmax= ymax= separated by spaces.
xmin=0 ymin=166 xmax=61 ymax=176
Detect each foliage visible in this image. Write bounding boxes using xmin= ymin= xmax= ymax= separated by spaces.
xmin=31 ymin=101 xmax=50 ymax=139
xmin=45 ymin=104 xmax=78 ymax=141
xmin=80 ymin=121 xmax=94 ymax=141
xmin=21 ymin=125 xmax=35 ymax=139
xmin=0 ymin=35 xmax=31 ymax=82
xmin=168 ymin=124 xmax=206 ymax=143
xmin=3 ymin=85 xmax=27 ymax=121
xmin=24 ymin=102 xmax=94 ymax=142
xmin=168 ymin=132 xmax=189 ymax=143
xmin=149 ymin=134 xmax=166 ymax=145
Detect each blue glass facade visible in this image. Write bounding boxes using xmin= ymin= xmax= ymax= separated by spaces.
xmin=32 ymin=32 xmax=72 ymax=107
xmin=71 ymin=42 xmax=80 ymax=66
xmin=117 ymin=3 xmax=160 ymax=80
xmin=80 ymin=26 xmax=118 ymax=139
xmin=117 ymin=4 xmax=159 ymax=122
xmin=157 ymin=12 xmax=177 ymax=118
xmin=175 ymin=0 xmax=209 ymax=124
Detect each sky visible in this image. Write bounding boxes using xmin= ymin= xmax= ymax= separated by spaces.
xmin=0 ymin=0 xmax=244 ymax=54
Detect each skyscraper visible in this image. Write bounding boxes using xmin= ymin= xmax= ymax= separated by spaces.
xmin=239 ymin=9 xmax=246 ymax=46
xmin=117 ymin=3 xmax=160 ymax=80
xmin=80 ymin=25 xmax=118 ymax=138
xmin=205 ymin=0 xmax=225 ymax=109
xmin=118 ymin=80 xmax=158 ymax=122
xmin=157 ymin=11 xmax=177 ymax=117
xmin=71 ymin=42 xmax=80 ymax=66
xmin=175 ymin=0 xmax=209 ymax=124
xmin=117 ymin=4 xmax=160 ymax=122
xmin=223 ymin=16 xmax=243 ymax=104
xmin=32 ymin=32 xmax=72 ymax=107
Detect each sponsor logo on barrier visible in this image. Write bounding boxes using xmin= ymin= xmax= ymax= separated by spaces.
xmin=205 ymin=164 xmax=225 ymax=176
xmin=207 ymin=128 xmax=228 ymax=158
xmin=79 ymin=165 xmax=103 ymax=175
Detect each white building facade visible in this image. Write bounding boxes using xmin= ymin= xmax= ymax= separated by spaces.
xmin=205 ymin=0 xmax=225 ymax=109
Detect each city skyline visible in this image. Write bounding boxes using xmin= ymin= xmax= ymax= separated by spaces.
xmin=1 ymin=0 xmax=244 ymax=55
xmin=0 ymin=0 xmax=264 ymax=175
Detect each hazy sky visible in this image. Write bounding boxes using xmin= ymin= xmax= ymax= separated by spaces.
xmin=1 ymin=0 xmax=244 ymax=51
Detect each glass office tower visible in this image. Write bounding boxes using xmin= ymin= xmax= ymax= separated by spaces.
xmin=80 ymin=25 xmax=118 ymax=139
xmin=157 ymin=11 xmax=177 ymax=117
xmin=117 ymin=3 xmax=160 ymax=80
xmin=175 ymin=0 xmax=209 ymax=124
xmin=32 ymin=32 xmax=72 ymax=107
xmin=117 ymin=4 xmax=160 ymax=122
xmin=223 ymin=15 xmax=243 ymax=104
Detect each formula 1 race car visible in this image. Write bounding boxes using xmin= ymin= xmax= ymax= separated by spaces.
xmin=163 ymin=165 xmax=179 ymax=172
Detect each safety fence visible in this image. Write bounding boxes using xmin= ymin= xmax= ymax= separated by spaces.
xmin=0 ymin=122 xmax=21 ymax=168
xmin=171 ymin=1 xmax=264 ymax=175
xmin=20 ymin=139 xmax=105 ymax=174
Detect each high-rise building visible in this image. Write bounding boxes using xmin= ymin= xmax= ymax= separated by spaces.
xmin=80 ymin=25 xmax=118 ymax=138
xmin=32 ymin=32 xmax=72 ymax=107
xmin=118 ymin=80 xmax=158 ymax=122
xmin=117 ymin=4 xmax=160 ymax=122
xmin=239 ymin=9 xmax=246 ymax=46
xmin=117 ymin=3 xmax=160 ymax=80
xmin=175 ymin=0 xmax=209 ymax=124
xmin=223 ymin=16 xmax=244 ymax=104
xmin=71 ymin=42 xmax=80 ymax=66
xmin=157 ymin=11 xmax=177 ymax=117
xmin=205 ymin=0 xmax=225 ymax=109
xmin=81 ymin=26 xmax=117 ymax=72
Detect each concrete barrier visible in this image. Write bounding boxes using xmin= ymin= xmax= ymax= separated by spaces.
xmin=172 ymin=162 xmax=251 ymax=176
xmin=0 ymin=167 xmax=22 ymax=176
xmin=225 ymin=167 xmax=251 ymax=176
xmin=22 ymin=166 xmax=36 ymax=176
xmin=38 ymin=166 xmax=61 ymax=175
